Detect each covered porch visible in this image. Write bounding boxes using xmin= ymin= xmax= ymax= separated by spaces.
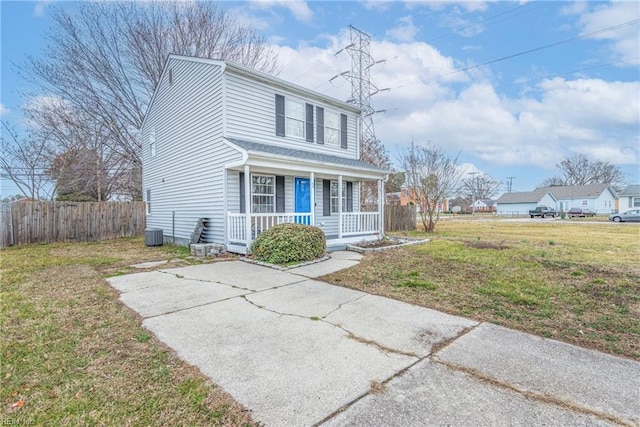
xmin=222 ymin=138 xmax=387 ymax=254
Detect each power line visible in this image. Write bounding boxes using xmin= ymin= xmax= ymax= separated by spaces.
xmin=436 ymin=19 xmax=640 ymax=79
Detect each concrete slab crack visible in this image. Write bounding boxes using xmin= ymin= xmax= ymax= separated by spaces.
xmin=432 ymin=358 xmax=634 ymax=427
xmin=321 ymin=294 xmax=367 ymax=319
xmin=314 ymin=357 xmax=426 ymax=426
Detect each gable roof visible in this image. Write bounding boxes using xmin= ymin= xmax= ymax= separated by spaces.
xmin=537 ymin=183 xmax=614 ymax=199
xmin=496 ymin=188 xmax=555 ymax=204
xmin=224 ymin=138 xmax=387 ymax=174
xmin=618 ymin=184 xmax=640 ymax=197
xmin=142 ymin=54 xmax=361 ymax=131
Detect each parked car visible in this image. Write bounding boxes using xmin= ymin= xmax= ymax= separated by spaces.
xmin=568 ymin=207 xmax=596 ymax=218
xmin=529 ymin=206 xmax=557 ymax=218
xmin=609 ymin=209 xmax=640 ymax=222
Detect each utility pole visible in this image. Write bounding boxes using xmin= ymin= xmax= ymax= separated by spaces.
xmin=468 ymin=171 xmax=479 ymax=215
xmin=506 ymin=176 xmax=515 ymax=193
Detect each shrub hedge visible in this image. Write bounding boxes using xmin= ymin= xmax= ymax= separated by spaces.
xmin=250 ymin=223 xmax=326 ymax=265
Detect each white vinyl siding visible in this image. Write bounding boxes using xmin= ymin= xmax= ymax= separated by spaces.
xmin=142 ymin=58 xmax=242 ymax=245
xmin=224 ymin=73 xmax=359 ymax=159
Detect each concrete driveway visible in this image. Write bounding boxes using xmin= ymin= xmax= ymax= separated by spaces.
xmin=108 ymin=252 xmax=639 ymax=426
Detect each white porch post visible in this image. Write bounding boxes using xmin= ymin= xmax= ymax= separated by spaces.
xmin=378 ymin=179 xmax=384 ymax=237
xmin=310 ymin=172 xmax=315 ymax=226
xmin=244 ymin=165 xmax=252 ymax=249
xmin=338 ymin=175 xmax=343 ymax=239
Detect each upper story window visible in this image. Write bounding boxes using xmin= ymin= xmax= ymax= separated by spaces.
xmin=285 ymin=99 xmax=305 ymax=139
xmin=276 ymin=94 xmax=348 ymax=149
xmin=325 ymin=111 xmax=340 ymax=146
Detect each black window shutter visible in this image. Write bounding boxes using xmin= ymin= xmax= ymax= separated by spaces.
xmin=239 ymin=172 xmax=245 ymax=213
xmin=275 ymin=94 xmax=285 ymax=137
xmin=346 ymin=182 xmax=353 ymax=212
xmin=316 ymin=106 xmax=324 ymax=144
xmin=323 ymin=180 xmax=331 ymax=216
xmin=305 ymin=103 xmax=314 ymax=142
xmin=340 ymin=114 xmax=348 ymax=149
xmin=276 ymin=176 xmax=285 ymax=213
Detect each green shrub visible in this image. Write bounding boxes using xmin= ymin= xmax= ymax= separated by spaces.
xmin=250 ymin=223 xmax=326 ymax=265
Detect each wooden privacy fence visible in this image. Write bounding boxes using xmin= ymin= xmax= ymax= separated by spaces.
xmin=0 ymin=201 xmax=146 ymax=248
xmin=384 ymin=204 xmax=416 ymax=231
xmin=361 ymin=204 xmax=417 ymax=232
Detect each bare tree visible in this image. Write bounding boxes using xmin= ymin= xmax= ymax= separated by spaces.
xmin=541 ymin=154 xmax=626 ymax=192
xmin=0 ymin=121 xmax=55 ymax=200
xmin=20 ymin=2 xmax=279 ymax=198
xmin=398 ymin=141 xmax=463 ymax=232
xmin=360 ymin=137 xmax=392 ymax=204
xmin=460 ymin=174 xmax=501 ymax=201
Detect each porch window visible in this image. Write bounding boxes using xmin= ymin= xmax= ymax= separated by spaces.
xmin=251 ymin=174 xmax=275 ymax=213
xmin=286 ymin=99 xmax=305 ymax=139
xmin=325 ymin=111 xmax=340 ymax=146
xmin=329 ymin=181 xmax=354 ymax=213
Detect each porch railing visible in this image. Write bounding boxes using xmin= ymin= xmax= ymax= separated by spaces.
xmin=340 ymin=212 xmax=380 ymax=236
xmin=227 ymin=212 xmax=312 ymax=243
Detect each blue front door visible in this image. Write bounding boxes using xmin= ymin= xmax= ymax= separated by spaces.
xmin=294 ymin=178 xmax=311 ymax=224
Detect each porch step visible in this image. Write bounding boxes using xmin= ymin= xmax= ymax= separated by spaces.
xmin=190 ymin=218 xmax=214 ymax=244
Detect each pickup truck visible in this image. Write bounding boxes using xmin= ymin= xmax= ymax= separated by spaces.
xmin=529 ymin=206 xmax=557 ymax=218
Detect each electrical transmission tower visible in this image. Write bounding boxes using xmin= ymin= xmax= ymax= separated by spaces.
xmin=332 ymin=25 xmax=389 ymax=157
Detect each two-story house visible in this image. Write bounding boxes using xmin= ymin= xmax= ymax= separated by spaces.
xmin=141 ymin=55 xmax=387 ymax=253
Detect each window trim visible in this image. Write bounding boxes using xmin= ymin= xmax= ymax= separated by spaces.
xmin=251 ymin=174 xmax=276 ymax=213
xmin=324 ymin=110 xmax=341 ymax=146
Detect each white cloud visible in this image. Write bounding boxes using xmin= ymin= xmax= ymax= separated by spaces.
xmin=0 ymin=103 xmax=9 ymax=117
xmin=361 ymin=0 xmax=394 ymax=12
xmin=405 ymin=0 xmax=491 ymax=13
xmin=573 ymin=1 xmax=640 ymax=65
xmin=33 ymin=1 xmax=52 ymax=17
xmin=269 ymin=29 xmax=639 ymax=171
xmin=250 ymin=0 xmax=314 ymax=23
xmin=386 ymin=16 xmax=420 ymax=42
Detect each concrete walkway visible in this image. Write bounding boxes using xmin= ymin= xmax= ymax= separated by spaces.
xmin=107 ymin=252 xmax=640 ymax=426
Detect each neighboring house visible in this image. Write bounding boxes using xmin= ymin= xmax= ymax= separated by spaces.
xmin=542 ymin=184 xmax=617 ymax=214
xmin=470 ymin=199 xmax=497 ymax=213
xmin=616 ymin=185 xmax=640 ymax=212
xmin=496 ymin=184 xmax=617 ymax=215
xmin=496 ymin=189 xmax=557 ymax=215
xmin=142 ymin=55 xmax=387 ymax=253
xmin=399 ymin=186 xmax=448 ymax=212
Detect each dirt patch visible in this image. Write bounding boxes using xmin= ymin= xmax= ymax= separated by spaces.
xmin=465 ymin=240 xmax=510 ymax=250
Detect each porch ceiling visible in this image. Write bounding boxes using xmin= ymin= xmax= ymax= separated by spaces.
xmin=224 ymin=137 xmax=387 ymax=180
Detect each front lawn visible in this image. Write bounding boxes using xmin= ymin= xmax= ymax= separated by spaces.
xmin=322 ymin=220 xmax=640 ymax=360
xmin=1 ymin=238 xmax=254 ymax=426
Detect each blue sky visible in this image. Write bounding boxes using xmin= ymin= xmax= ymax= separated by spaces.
xmin=1 ymin=0 xmax=639 ymax=198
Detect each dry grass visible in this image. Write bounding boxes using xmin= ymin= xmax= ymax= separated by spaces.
xmin=322 ymin=220 xmax=640 ymax=360
xmin=1 ymin=238 xmax=254 ymax=426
